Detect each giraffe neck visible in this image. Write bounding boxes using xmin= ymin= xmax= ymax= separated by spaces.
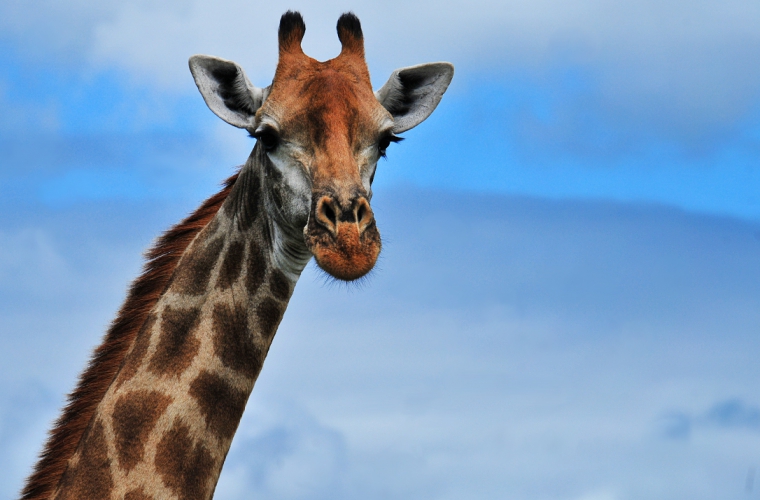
xmin=51 ymin=152 xmax=311 ymax=500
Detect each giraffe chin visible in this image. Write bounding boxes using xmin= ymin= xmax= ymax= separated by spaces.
xmin=306 ymin=223 xmax=381 ymax=282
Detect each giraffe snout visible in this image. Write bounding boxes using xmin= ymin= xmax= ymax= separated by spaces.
xmin=306 ymin=192 xmax=381 ymax=281
xmin=314 ymin=194 xmax=375 ymax=238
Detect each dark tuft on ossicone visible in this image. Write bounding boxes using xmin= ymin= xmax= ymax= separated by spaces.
xmin=278 ymin=11 xmax=306 ymax=50
xmin=337 ymin=12 xmax=363 ymax=44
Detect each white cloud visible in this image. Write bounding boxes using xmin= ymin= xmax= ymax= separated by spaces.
xmin=0 ymin=228 xmax=69 ymax=295
xmin=0 ymin=383 xmax=59 ymax=500
xmin=3 ymin=146 xmax=760 ymax=497
xmin=575 ymin=491 xmax=618 ymax=500
xmin=215 ymin=401 xmax=347 ymax=500
xmin=5 ymin=0 xmax=760 ymax=113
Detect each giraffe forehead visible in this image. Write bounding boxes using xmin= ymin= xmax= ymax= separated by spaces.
xmin=265 ymin=65 xmax=385 ymax=144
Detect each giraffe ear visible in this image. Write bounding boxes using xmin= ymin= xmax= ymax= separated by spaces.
xmin=189 ymin=55 xmax=269 ymax=131
xmin=375 ymin=62 xmax=454 ymax=133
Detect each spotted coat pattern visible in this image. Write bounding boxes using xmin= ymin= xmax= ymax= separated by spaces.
xmin=51 ymin=167 xmax=294 ymax=500
xmin=23 ymin=8 xmax=453 ymax=499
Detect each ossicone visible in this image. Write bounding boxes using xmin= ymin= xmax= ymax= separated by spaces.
xmin=337 ymin=12 xmax=364 ymax=56
xmin=279 ymin=10 xmax=306 ymax=54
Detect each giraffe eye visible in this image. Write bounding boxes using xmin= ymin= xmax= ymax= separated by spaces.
xmin=253 ymin=128 xmax=280 ymax=152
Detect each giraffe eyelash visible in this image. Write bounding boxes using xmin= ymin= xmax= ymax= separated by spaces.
xmin=379 ymin=134 xmax=403 ymax=158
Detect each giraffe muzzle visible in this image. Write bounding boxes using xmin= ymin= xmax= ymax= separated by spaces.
xmin=314 ymin=195 xmax=374 ymax=237
xmin=305 ymin=193 xmax=381 ymax=281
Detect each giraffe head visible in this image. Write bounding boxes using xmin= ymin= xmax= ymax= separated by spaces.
xmin=189 ymin=11 xmax=453 ymax=281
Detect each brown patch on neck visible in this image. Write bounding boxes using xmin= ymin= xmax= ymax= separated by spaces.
xmin=189 ymin=371 xmax=249 ymax=442
xmin=112 ymin=390 xmax=173 ymax=473
xmin=21 ymin=173 xmax=239 ymax=500
xmin=212 ymin=302 xmax=262 ymax=378
xmin=125 ymin=489 xmax=153 ymax=500
xmin=148 ymin=305 xmax=203 ymax=376
xmin=155 ymin=420 xmax=216 ymax=500
xmin=171 ymin=237 xmax=225 ymax=295
xmin=52 ymin=420 xmax=112 ymax=500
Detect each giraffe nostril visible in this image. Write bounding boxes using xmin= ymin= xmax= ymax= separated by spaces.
xmin=355 ymin=198 xmax=374 ymax=234
xmin=323 ymin=203 xmax=336 ymax=226
xmin=316 ymin=197 xmax=339 ymax=236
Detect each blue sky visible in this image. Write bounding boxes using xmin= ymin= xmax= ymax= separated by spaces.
xmin=2 ymin=1 xmax=760 ymax=499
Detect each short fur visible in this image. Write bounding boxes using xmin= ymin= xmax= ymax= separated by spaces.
xmin=20 ymin=173 xmax=239 ymax=500
xmin=337 ymin=12 xmax=364 ymax=55
xmin=278 ymin=11 xmax=306 ymax=54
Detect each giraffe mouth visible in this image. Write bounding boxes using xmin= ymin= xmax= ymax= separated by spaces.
xmin=304 ymin=193 xmax=381 ymax=281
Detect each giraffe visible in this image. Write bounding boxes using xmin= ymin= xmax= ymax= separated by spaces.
xmin=21 ymin=11 xmax=453 ymax=500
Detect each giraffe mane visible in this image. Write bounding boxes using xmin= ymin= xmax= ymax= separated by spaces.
xmin=20 ymin=172 xmax=240 ymax=500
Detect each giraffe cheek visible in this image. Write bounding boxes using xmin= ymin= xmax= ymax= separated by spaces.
xmin=307 ymin=222 xmax=381 ymax=281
